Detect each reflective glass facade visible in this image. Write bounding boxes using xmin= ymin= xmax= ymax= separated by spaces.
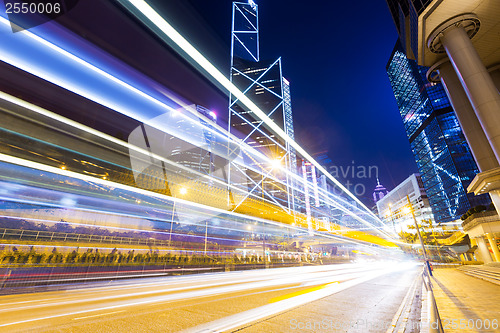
xmin=386 ymin=0 xmax=431 ymax=60
xmin=387 ymin=42 xmax=490 ymax=223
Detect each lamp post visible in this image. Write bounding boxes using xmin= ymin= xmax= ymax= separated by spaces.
xmin=386 ymin=203 xmax=397 ymax=234
xmin=169 ymin=200 xmax=176 ymax=247
xmin=404 ymin=195 xmax=432 ymax=276
xmin=169 ymin=187 xmax=187 ymax=247
xmin=262 ymin=233 xmax=267 ymax=267
xmin=204 ymin=220 xmax=208 ymax=256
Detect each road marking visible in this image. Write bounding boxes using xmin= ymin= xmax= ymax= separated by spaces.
xmin=183 ymin=269 xmax=395 ymax=333
xmin=0 ymin=265 xmax=373 ymax=314
xmin=0 ymin=266 xmax=381 ymax=327
xmin=73 ymin=310 xmax=125 ymax=321
xmin=385 ymin=268 xmax=420 ymax=333
xmin=268 ymin=282 xmax=338 ymax=303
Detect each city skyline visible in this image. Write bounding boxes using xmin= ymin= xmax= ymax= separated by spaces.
xmin=0 ymin=0 xmax=499 ymax=330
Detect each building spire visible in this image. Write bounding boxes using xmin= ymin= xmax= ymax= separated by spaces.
xmin=373 ymin=178 xmax=388 ymax=203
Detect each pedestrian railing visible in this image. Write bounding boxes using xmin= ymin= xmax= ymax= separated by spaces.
xmin=422 ymin=262 xmax=444 ymax=333
xmin=0 ymin=228 xmax=171 ymax=247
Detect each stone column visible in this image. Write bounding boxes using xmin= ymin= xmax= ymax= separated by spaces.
xmin=470 ymin=238 xmax=478 ymax=261
xmin=489 ymin=66 xmax=500 ymax=93
xmin=486 ymin=233 xmax=500 ymax=262
xmin=489 ymin=189 xmax=500 ymax=215
xmin=428 ymin=14 xmax=500 ymax=164
xmin=428 ymin=59 xmax=499 ymax=172
xmin=477 ymin=236 xmax=493 ymax=263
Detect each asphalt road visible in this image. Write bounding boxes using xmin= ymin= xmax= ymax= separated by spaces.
xmin=0 ymin=261 xmax=420 ymax=332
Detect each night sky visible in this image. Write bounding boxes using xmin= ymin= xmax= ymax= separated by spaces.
xmin=157 ymin=0 xmax=420 ymax=205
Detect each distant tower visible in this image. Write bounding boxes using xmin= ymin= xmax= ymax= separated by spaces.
xmin=373 ymin=178 xmax=388 ymax=203
xmin=228 ymin=0 xmax=297 ymax=212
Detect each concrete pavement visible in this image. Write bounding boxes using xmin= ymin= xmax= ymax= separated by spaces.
xmin=431 ymin=268 xmax=500 ymax=333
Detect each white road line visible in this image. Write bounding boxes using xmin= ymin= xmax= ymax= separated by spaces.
xmin=0 ymin=265 xmax=376 ymax=314
xmin=72 ymin=310 xmax=125 ymax=321
xmin=183 ymin=266 xmax=410 ymax=333
xmin=385 ymin=269 xmax=421 ymax=333
xmin=0 ymin=268 xmax=380 ymax=327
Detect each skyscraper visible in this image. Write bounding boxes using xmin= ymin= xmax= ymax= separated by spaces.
xmin=372 ymin=179 xmax=388 ymax=204
xmin=385 ymin=0 xmax=500 ymax=260
xmin=377 ymin=174 xmax=434 ymax=234
xmin=228 ymin=1 xmax=296 ymax=209
xmin=386 ymin=41 xmax=490 ymax=224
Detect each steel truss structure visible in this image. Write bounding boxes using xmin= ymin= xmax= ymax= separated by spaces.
xmin=228 ymin=1 xmax=297 ymax=213
xmin=111 ymin=0 xmax=398 ymax=241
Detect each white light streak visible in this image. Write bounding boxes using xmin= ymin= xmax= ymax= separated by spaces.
xmin=120 ymin=0 xmax=395 ymax=240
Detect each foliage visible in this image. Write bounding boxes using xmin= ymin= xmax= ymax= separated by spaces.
xmin=461 ymin=205 xmax=488 ymax=220
xmin=0 ymin=247 xmax=305 ymax=267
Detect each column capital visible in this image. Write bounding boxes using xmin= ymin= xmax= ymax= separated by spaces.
xmin=488 ymin=63 xmax=500 ymax=73
xmin=427 ymin=13 xmax=480 ymax=54
xmin=426 ymin=58 xmax=450 ymax=83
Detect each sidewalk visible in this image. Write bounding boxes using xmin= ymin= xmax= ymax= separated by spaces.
xmin=431 ymin=268 xmax=500 ymax=333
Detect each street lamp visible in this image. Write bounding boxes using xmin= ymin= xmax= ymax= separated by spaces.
xmin=404 ymin=195 xmax=433 ymax=276
xmin=404 ymin=197 xmax=443 ymax=332
xmin=204 ymin=217 xmax=209 ymax=256
xmin=385 ymin=203 xmax=397 ymax=234
xmin=169 ymin=187 xmax=188 ymax=247
xmin=270 ymin=158 xmax=281 ymax=169
xmin=260 ymin=158 xmax=282 ymax=200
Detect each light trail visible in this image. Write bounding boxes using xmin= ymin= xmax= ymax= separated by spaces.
xmin=0 ymin=92 xmax=265 ymax=206
xmin=0 ymin=262 xmax=417 ymax=329
xmin=0 ymin=91 xmax=386 ymax=241
xmin=0 ymin=153 xmax=398 ymax=248
xmin=0 ymin=22 xmax=289 ymax=208
xmin=0 ymin=11 xmax=395 ymax=241
xmin=1 ymin=264 xmax=359 ymax=306
xmin=0 ymin=89 xmax=365 ymax=231
xmin=184 ymin=271 xmax=392 ymax=333
xmin=118 ymin=0 xmax=395 ymax=241
xmin=0 ymin=264 xmax=384 ymax=314
xmin=0 ymin=97 xmax=403 ymax=246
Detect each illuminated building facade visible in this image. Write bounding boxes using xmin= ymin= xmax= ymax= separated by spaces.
xmin=228 ymin=1 xmax=297 ymax=209
xmin=385 ymin=0 xmax=500 ymax=257
xmin=167 ymin=105 xmax=218 ymax=176
xmin=387 ymin=41 xmax=490 ymax=223
xmin=373 ymin=179 xmax=388 ymax=204
xmin=377 ymin=174 xmax=434 ymax=234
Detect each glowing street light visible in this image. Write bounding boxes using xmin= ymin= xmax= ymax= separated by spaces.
xmin=179 ymin=187 xmax=188 ymax=195
xmin=270 ymin=158 xmax=281 ymax=169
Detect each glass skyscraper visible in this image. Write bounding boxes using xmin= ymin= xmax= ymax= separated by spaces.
xmin=386 ymin=41 xmax=490 ymax=223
